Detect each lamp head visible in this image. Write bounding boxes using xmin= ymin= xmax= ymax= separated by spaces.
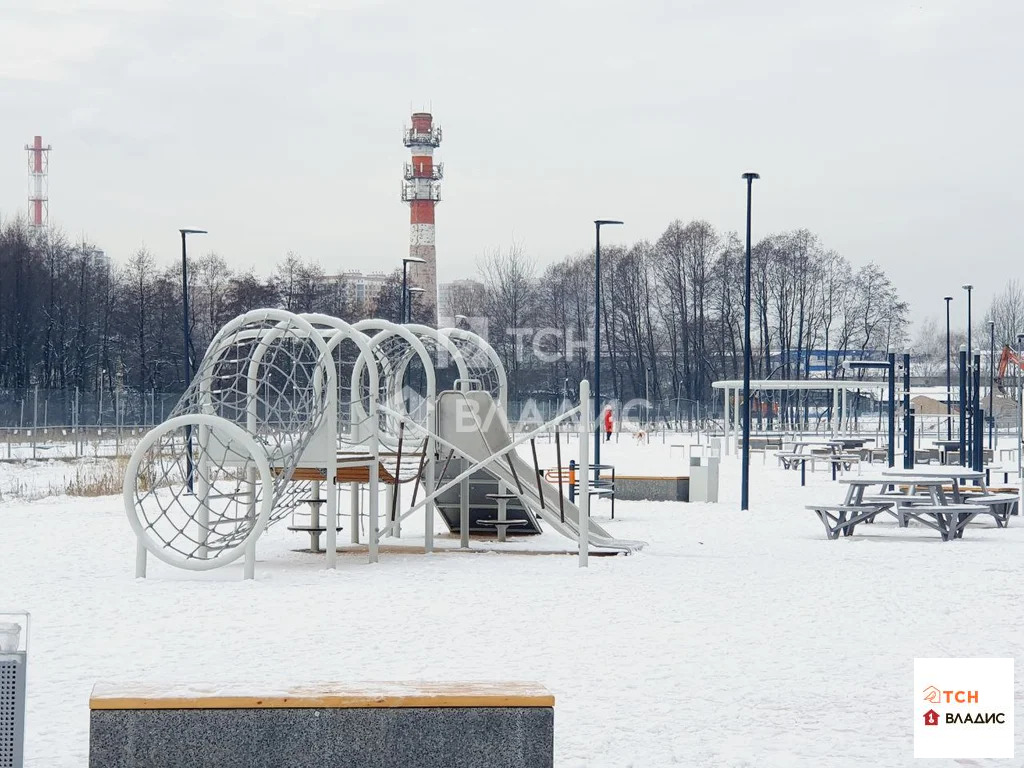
xmin=741 ymin=172 xmax=760 ymax=181
xmin=179 ymin=228 xmax=207 ymax=235
xmin=407 ymin=287 xmax=426 ymax=294
xmin=944 ymin=296 xmax=953 ymax=302
xmin=403 ymin=256 xmax=427 ymax=265
xmin=594 ymin=220 xmax=624 ymax=227
xmin=962 ymin=284 xmax=973 ymax=291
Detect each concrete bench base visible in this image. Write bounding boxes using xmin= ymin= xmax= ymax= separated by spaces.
xmin=614 ymin=475 xmax=688 ymax=502
xmin=89 ymin=683 xmax=554 ymax=768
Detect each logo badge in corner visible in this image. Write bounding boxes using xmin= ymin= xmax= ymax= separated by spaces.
xmin=914 ymin=658 xmax=1013 ymax=758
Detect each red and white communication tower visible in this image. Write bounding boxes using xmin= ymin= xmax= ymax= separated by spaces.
xmin=401 ymin=112 xmax=442 ymax=323
xmin=25 ymin=135 xmax=52 ymax=230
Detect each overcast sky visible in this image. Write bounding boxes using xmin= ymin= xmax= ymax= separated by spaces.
xmin=1 ymin=0 xmax=1020 ymax=328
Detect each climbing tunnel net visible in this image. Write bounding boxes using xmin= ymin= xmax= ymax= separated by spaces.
xmin=123 ymin=310 xmax=509 ymax=576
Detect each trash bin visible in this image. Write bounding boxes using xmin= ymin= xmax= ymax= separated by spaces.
xmin=689 ymin=457 xmax=720 ymax=503
xmin=0 ymin=611 xmax=28 ymax=768
xmin=708 ymin=438 xmax=723 ymax=459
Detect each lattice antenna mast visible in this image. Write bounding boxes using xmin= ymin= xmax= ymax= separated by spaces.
xmin=25 ymin=135 xmax=51 ymax=230
xmin=401 ymin=112 xmax=442 ymax=324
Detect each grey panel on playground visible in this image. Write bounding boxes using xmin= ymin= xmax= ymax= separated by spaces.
xmin=614 ymin=476 xmax=689 ymax=502
xmin=0 ymin=654 xmax=26 ymax=768
xmin=433 ymin=459 xmax=541 ymax=535
xmin=89 ymin=707 xmax=553 ymax=768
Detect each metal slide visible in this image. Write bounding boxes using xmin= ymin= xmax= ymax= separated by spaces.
xmin=436 ymin=391 xmax=645 ymax=553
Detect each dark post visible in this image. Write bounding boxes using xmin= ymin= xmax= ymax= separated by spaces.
xmin=958 ymin=345 xmax=967 ymax=465
xmin=401 ymin=256 xmax=426 ymax=324
xmin=741 ymin=172 xmax=759 ymax=511
xmin=902 ymin=351 xmax=912 ymax=468
xmin=593 ymin=220 xmax=623 ymax=471
xmin=989 ymin=320 xmax=995 ymax=449
xmin=973 ymin=353 xmax=982 ymax=470
xmin=944 ymin=296 xmax=953 ymax=440
xmin=963 ymin=283 xmax=973 ymax=452
xmin=401 ymin=264 xmax=408 ymax=324
xmin=887 ymin=349 xmax=896 ymax=467
xmin=179 ymin=228 xmax=207 ymax=493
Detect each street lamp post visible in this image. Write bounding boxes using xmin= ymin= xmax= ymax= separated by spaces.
xmin=944 ymin=296 xmax=953 ymax=440
xmin=401 ymin=256 xmax=427 ymax=324
xmin=180 ymin=228 xmax=207 ymax=494
xmin=963 ymin=283 xmax=973 ymax=451
xmin=989 ymin=320 xmax=996 ymax=448
xmin=741 ymin=172 xmax=760 ymax=511
xmin=593 ymin=219 xmax=623 ymax=470
xmin=1017 ymin=333 xmax=1024 ymax=482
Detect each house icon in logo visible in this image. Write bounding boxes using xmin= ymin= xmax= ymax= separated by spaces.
xmin=922 ymin=686 xmax=941 ymax=703
xmin=924 ymin=709 xmax=940 ymax=726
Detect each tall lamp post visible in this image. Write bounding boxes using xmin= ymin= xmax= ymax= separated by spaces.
xmin=180 ymin=228 xmax=206 ymax=494
xmin=944 ymin=296 xmax=953 ymax=440
xmin=740 ymin=172 xmax=760 ymax=511
xmin=593 ymin=219 xmax=623 ymax=470
xmin=989 ymin=320 xmax=996 ymax=448
xmin=1017 ymin=333 xmax=1024 ymax=482
xmin=401 ymin=256 xmax=427 ymax=324
xmin=963 ymin=284 xmax=973 ymax=453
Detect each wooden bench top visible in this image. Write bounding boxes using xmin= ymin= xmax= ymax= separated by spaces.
xmin=90 ymin=682 xmax=554 ymax=710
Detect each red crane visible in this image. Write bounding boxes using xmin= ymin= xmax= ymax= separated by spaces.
xmin=995 ymin=345 xmax=1024 ymax=394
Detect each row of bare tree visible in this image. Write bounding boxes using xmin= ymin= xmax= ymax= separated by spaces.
xmin=16 ymin=217 xmax=1019 ymax=410
xmin=0 ymin=221 xmax=393 ymax=391
xmin=446 ymin=221 xmax=912 ymax=409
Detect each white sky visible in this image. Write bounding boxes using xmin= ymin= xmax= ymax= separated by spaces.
xmin=1 ymin=0 xmax=1021 ymax=328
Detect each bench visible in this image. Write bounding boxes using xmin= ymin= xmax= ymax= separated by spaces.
xmin=963 ymin=493 xmax=1019 ymax=527
xmin=898 ymin=504 xmax=1000 ymax=541
xmin=806 ymin=502 xmax=893 ymax=538
xmin=90 ymin=682 xmax=554 ymax=768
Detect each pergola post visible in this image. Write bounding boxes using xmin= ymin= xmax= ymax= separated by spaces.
xmin=841 ymin=387 xmax=848 ymax=433
xmin=723 ymin=386 xmax=731 ymax=455
xmin=831 ymin=386 xmax=839 ymax=437
xmin=733 ymin=387 xmax=741 ymax=453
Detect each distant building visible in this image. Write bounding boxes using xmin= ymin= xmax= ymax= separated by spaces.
xmin=324 ymin=270 xmax=390 ymax=305
xmin=768 ymin=349 xmax=880 ymax=375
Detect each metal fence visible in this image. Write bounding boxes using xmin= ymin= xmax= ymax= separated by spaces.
xmin=0 ymin=388 xmax=185 ymax=430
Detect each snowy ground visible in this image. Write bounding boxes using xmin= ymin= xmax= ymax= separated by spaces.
xmin=2 ymin=438 xmax=1023 ymax=766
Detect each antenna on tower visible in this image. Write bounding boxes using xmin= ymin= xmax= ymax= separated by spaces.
xmin=24 ymin=136 xmax=51 ymax=230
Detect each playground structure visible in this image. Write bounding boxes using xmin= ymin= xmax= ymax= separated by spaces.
xmin=123 ymin=309 xmax=643 ymax=578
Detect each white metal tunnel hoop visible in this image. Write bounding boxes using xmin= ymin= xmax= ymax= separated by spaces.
xmin=123 ymin=413 xmax=274 ymax=571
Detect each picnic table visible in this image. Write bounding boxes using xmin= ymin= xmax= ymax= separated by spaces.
xmin=881 ymin=467 xmax=986 ymax=502
xmin=933 ymin=439 xmax=963 ymax=464
xmin=808 ymin=468 xmax=1015 ymax=540
xmin=777 ymin=441 xmax=861 ymax=484
xmin=830 ymin=437 xmax=873 ymax=450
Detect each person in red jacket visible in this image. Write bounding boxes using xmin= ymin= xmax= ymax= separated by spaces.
xmin=603 ymin=406 xmax=613 ymax=442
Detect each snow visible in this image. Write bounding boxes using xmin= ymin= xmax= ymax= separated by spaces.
xmin=2 ymin=437 xmax=1023 ymax=766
